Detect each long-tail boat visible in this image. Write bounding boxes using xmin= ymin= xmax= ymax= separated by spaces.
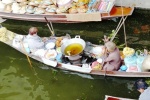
xmin=0 ymin=0 xmax=134 ymax=23
xmin=0 ymin=26 xmax=150 ymax=77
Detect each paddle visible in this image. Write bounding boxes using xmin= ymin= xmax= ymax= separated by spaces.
xmin=20 ymin=39 xmax=34 ymax=70
xmin=44 ymin=17 xmax=55 ymax=36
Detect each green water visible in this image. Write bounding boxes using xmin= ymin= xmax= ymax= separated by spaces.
xmin=0 ymin=9 xmax=150 ymax=100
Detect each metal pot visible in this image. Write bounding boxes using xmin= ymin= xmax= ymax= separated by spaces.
xmin=61 ymin=35 xmax=86 ymax=56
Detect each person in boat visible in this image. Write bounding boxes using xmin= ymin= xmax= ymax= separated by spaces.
xmin=102 ymin=41 xmax=122 ymax=71
xmin=134 ymin=79 xmax=150 ymax=100
xmin=23 ymin=27 xmax=44 ymax=52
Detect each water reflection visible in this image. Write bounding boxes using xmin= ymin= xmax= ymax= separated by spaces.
xmin=0 ymin=48 xmax=140 ymax=100
xmin=0 ymin=8 xmax=150 ymax=100
xmin=0 ymin=66 xmax=50 ymax=100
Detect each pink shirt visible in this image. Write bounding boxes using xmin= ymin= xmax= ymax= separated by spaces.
xmin=103 ymin=48 xmax=121 ymax=71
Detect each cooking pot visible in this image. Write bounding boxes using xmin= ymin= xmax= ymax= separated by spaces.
xmin=61 ymin=35 xmax=86 ymax=56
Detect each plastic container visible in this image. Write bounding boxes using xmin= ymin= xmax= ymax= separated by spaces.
xmin=124 ymin=55 xmax=137 ymax=67
xmin=120 ymin=65 xmax=127 ymax=71
xmin=136 ymin=50 xmax=147 ymax=69
xmin=23 ymin=43 xmax=30 ymax=53
xmin=57 ymin=0 xmax=73 ymax=8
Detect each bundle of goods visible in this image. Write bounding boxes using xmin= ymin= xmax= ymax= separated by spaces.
xmin=0 ymin=0 xmax=115 ymax=14
xmin=0 ymin=27 xmax=15 ymax=42
xmin=120 ymin=47 xmax=148 ymax=72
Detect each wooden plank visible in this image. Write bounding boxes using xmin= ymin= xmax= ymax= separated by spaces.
xmin=66 ymin=12 xmax=101 ymax=22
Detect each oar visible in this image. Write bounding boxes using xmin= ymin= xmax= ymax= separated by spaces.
xmin=44 ymin=17 xmax=55 ymax=36
xmin=20 ymin=39 xmax=33 ymax=70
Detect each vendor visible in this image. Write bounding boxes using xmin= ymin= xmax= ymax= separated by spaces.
xmin=23 ymin=27 xmax=44 ymax=52
xmin=102 ymin=41 xmax=121 ymax=71
xmin=134 ymin=79 xmax=150 ymax=100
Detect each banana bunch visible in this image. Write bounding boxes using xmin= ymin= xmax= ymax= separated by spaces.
xmin=0 ymin=27 xmax=15 ymax=42
xmin=123 ymin=47 xmax=135 ymax=57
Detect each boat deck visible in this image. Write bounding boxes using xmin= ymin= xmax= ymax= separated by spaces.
xmin=102 ymin=6 xmax=134 ymax=17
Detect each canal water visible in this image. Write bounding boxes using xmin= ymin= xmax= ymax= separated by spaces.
xmin=0 ymin=9 xmax=150 ymax=100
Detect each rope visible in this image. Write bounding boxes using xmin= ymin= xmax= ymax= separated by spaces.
xmin=110 ymin=16 xmax=128 ymax=41
xmin=44 ymin=17 xmax=55 ymax=36
xmin=120 ymin=0 xmax=127 ymax=47
xmin=110 ymin=0 xmax=128 ymax=44
xmin=115 ymin=17 xmax=123 ymax=32
xmin=123 ymin=18 xmax=127 ymax=47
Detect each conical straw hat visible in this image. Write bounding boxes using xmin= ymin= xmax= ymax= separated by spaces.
xmin=4 ymin=4 xmax=12 ymax=13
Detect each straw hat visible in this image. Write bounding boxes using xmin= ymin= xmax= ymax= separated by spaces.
xmin=42 ymin=0 xmax=54 ymax=6
xmin=26 ymin=5 xmax=35 ymax=14
xmin=16 ymin=0 xmax=27 ymax=3
xmin=2 ymin=0 xmax=14 ymax=4
xmin=105 ymin=41 xmax=116 ymax=52
xmin=19 ymin=1 xmax=29 ymax=6
xmin=19 ymin=6 xmax=26 ymax=14
xmin=11 ymin=2 xmax=21 ymax=13
xmin=4 ymin=4 xmax=12 ymax=13
xmin=45 ymin=5 xmax=57 ymax=14
xmin=0 ymin=17 xmax=6 ymax=23
xmin=28 ymin=1 xmax=39 ymax=6
xmin=34 ymin=7 xmax=45 ymax=14
xmin=38 ymin=3 xmax=48 ymax=9
xmin=57 ymin=0 xmax=73 ymax=8
xmin=29 ymin=27 xmax=38 ymax=35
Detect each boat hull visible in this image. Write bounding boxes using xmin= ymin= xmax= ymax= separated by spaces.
xmin=0 ymin=6 xmax=134 ymax=23
xmin=105 ymin=95 xmax=135 ymax=100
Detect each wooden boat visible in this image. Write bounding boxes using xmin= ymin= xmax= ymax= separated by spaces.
xmin=105 ymin=95 xmax=135 ymax=100
xmin=0 ymin=27 xmax=150 ymax=77
xmin=0 ymin=6 xmax=134 ymax=23
xmin=115 ymin=0 xmax=150 ymax=9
